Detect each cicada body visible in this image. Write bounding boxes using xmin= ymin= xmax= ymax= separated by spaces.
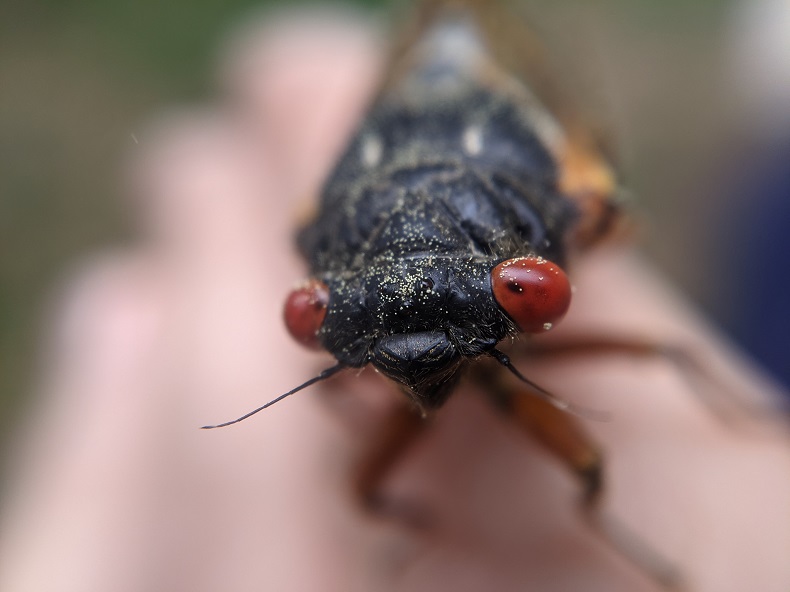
xmin=289 ymin=1 xmax=618 ymax=410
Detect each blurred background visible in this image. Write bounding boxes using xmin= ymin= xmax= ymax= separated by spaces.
xmin=1 ymin=0 xmax=788 ymax=471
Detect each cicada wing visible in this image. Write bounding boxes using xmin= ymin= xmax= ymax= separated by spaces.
xmin=383 ymin=0 xmax=627 ymax=249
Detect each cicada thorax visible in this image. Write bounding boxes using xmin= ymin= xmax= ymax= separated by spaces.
xmin=284 ymin=4 xmax=606 ymax=408
xmin=384 ymin=0 xmax=624 ymax=248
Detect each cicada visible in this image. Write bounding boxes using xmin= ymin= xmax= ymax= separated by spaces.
xmin=205 ymin=0 xmax=679 ymax=587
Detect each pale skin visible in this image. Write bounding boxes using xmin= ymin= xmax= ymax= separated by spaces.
xmin=1 ymin=14 xmax=789 ymax=592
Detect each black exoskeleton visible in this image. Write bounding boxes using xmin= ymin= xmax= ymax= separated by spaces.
xmin=298 ymin=25 xmax=579 ymax=409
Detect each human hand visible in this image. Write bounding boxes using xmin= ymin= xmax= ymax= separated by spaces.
xmin=1 ymin=11 xmax=789 ymax=592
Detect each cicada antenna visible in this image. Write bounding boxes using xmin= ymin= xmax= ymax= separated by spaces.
xmin=489 ymin=348 xmax=609 ymax=422
xmin=201 ymin=363 xmax=347 ymax=429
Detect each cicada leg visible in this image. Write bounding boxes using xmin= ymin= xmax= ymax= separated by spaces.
xmin=516 ymin=335 xmax=787 ymax=427
xmin=353 ymin=398 xmax=433 ymax=528
xmin=482 ymin=368 xmax=685 ymax=591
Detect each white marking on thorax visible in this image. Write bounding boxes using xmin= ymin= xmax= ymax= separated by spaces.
xmin=361 ymin=134 xmax=383 ymax=168
xmin=462 ymin=125 xmax=483 ymax=156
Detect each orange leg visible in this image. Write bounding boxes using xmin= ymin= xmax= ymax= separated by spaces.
xmin=481 ymin=366 xmax=685 ymax=590
xmin=506 ymin=383 xmax=604 ymax=503
xmin=516 ymin=335 xmax=786 ymax=426
xmin=353 ymin=399 xmax=432 ymax=527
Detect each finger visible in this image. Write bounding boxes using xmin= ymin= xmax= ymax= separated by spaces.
xmin=0 ymin=255 xmax=172 ymax=592
xmin=217 ymin=7 xmax=384 ymax=200
xmin=117 ymin=17 xmax=394 ymax=588
xmin=127 ymin=115 xmax=350 ymax=588
xmin=0 ymin=17 xmax=387 ymax=591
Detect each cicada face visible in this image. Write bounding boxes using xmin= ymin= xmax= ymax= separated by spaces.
xmin=317 ymin=255 xmax=572 ymax=409
xmin=319 ymin=254 xmax=507 ymax=409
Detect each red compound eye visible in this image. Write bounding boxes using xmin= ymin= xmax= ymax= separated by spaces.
xmin=283 ymin=279 xmax=329 ymax=350
xmin=492 ymin=256 xmax=572 ymax=333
